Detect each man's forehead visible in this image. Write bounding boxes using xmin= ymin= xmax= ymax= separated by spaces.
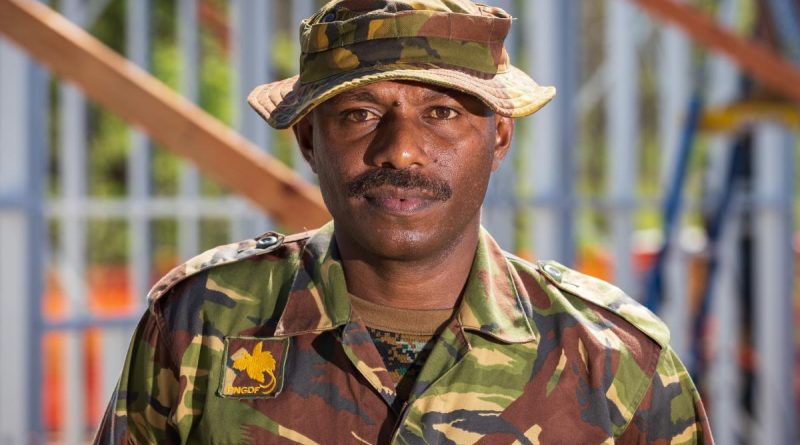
xmin=322 ymin=80 xmax=488 ymax=108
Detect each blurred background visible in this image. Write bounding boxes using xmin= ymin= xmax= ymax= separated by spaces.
xmin=0 ymin=0 xmax=798 ymax=443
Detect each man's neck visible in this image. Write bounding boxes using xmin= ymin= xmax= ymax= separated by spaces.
xmin=336 ymin=227 xmax=479 ymax=310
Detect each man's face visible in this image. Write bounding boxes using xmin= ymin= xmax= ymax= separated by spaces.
xmin=293 ymin=80 xmax=513 ymax=262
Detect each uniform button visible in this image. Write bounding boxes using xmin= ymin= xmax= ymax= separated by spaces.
xmin=256 ymin=235 xmax=279 ymax=249
xmin=542 ymin=263 xmax=562 ymax=282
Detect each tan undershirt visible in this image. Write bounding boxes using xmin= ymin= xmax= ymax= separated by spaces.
xmin=349 ymin=293 xmax=454 ymax=335
xmin=349 ymin=294 xmax=455 ymax=404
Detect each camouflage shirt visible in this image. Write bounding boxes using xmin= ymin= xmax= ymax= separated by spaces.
xmin=94 ymin=222 xmax=713 ymax=444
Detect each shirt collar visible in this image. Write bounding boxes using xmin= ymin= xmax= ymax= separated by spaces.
xmin=456 ymin=227 xmax=537 ymax=343
xmin=274 ymin=222 xmax=350 ymax=336
xmin=275 ymin=223 xmax=537 ymax=344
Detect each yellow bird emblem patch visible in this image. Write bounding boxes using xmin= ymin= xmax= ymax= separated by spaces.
xmin=232 ymin=342 xmax=277 ymax=394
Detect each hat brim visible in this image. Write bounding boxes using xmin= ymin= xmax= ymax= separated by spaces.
xmin=248 ymin=64 xmax=556 ymax=129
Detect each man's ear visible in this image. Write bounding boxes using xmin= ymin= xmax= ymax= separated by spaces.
xmin=491 ymin=115 xmax=514 ymax=172
xmin=292 ymin=114 xmax=317 ymax=173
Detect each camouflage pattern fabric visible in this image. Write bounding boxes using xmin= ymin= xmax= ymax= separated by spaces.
xmin=298 ymin=1 xmax=512 ymax=82
xmin=365 ymin=327 xmax=436 ymax=405
xmin=248 ymin=0 xmax=556 ymax=129
xmin=94 ymin=222 xmax=713 ymax=444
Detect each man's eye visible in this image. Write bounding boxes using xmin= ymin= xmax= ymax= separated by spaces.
xmin=344 ymin=109 xmax=378 ymax=122
xmin=428 ymin=107 xmax=459 ymax=120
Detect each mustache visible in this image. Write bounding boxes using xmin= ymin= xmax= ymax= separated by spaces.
xmin=346 ymin=169 xmax=452 ymax=201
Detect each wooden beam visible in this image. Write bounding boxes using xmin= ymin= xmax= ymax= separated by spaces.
xmin=630 ymin=0 xmax=800 ymax=104
xmin=0 ymin=0 xmax=330 ymax=232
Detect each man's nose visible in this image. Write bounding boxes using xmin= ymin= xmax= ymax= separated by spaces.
xmin=367 ymin=115 xmax=431 ymax=169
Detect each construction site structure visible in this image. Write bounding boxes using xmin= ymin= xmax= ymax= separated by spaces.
xmin=0 ymin=0 xmax=798 ymax=443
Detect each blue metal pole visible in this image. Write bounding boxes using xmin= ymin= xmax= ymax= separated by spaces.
xmin=482 ymin=0 xmax=517 ymax=250
xmin=26 ymin=50 xmax=48 ymax=445
xmin=525 ymin=0 xmax=578 ymax=266
xmin=178 ymin=0 xmax=201 ymax=261
xmin=605 ymin=0 xmax=640 ymax=294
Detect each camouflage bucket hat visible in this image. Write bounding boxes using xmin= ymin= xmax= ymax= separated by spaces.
xmin=249 ymin=0 xmax=556 ymax=129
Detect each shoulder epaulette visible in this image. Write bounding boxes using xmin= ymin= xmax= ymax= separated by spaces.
xmin=536 ymin=260 xmax=670 ymax=348
xmin=147 ymin=229 xmax=316 ymax=304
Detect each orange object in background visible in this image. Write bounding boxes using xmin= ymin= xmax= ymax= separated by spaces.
xmin=41 ymin=332 xmax=64 ymax=431
xmin=41 ymin=262 xmax=172 ymax=433
xmin=575 ymin=244 xmax=613 ymax=283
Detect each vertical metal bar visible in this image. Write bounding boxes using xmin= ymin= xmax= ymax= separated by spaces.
xmin=657 ymin=6 xmax=691 ymax=359
xmin=525 ymin=0 xmax=578 ymax=265
xmin=705 ymin=1 xmax=739 ymax=441
xmin=26 ymin=44 xmax=48 ymax=445
xmin=233 ymin=0 xmax=269 ymax=151
xmin=0 ymin=36 xmax=44 ymax=445
xmin=178 ymin=0 xmax=201 ymax=260
xmin=127 ymin=0 xmax=152 ymax=306
xmin=709 ymin=207 xmax=743 ymax=443
xmin=231 ymin=0 xmax=272 ymax=239
xmin=605 ymin=0 xmax=639 ymax=294
xmin=291 ymin=0 xmax=316 ymax=182
xmin=230 ymin=0 xmax=252 ymax=240
xmin=753 ymin=124 xmax=796 ymax=445
xmin=481 ymin=0 xmax=516 ymax=250
xmin=59 ymin=0 xmax=88 ymax=442
xmin=97 ymin=1 xmax=155 ymax=433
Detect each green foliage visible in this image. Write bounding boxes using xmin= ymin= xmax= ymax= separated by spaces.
xmin=151 ymin=149 xmax=180 ymax=196
xmin=272 ymin=31 xmax=298 ymax=79
xmin=200 ymin=219 xmax=230 ymax=251
xmin=150 ymin=0 xmax=181 ymax=197
xmin=89 ymin=0 xmax=126 ymax=55
xmin=87 ymin=219 xmax=129 ymax=264
xmin=152 ymin=218 xmax=178 ymax=268
xmin=88 ymin=106 xmax=128 ymax=197
xmin=47 ymin=78 xmax=61 ymax=198
xmin=71 ymin=0 xmax=238 ymax=263
xmin=197 ymin=10 xmax=233 ymax=197
xmin=199 ymin=26 xmax=232 ymax=125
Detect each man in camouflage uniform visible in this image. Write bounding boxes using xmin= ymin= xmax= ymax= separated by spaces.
xmin=95 ymin=1 xmax=713 ymax=444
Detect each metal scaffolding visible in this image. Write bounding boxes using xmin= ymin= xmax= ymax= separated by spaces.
xmin=0 ymin=34 xmax=46 ymax=445
xmin=0 ymin=0 xmax=797 ymax=443
xmin=705 ymin=2 xmax=742 ymax=442
xmin=525 ymin=0 xmax=578 ymax=266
